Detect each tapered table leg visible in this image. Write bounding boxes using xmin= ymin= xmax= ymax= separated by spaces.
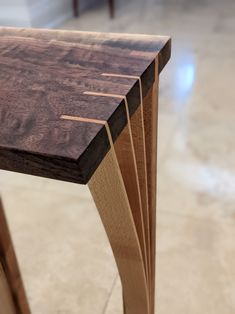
xmin=130 ymin=93 xmax=151 ymax=290
xmin=88 ymin=147 xmax=149 ymax=314
xmin=143 ymin=60 xmax=159 ymax=314
xmin=89 ymin=69 xmax=159 ymax=313
xmin=0 ymin=198 xmax=30 ymax=314
xmin=114 ymin=117 xmax=149 ymax=281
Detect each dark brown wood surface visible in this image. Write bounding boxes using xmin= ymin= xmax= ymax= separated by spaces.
xmin=0 ymin=27 xmax=171 ymax=184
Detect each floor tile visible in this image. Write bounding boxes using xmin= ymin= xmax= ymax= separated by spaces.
xmin=156 ymin=211 xmax=235 ymax=314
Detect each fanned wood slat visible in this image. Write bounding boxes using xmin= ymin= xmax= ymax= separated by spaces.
xmin=143 ymin=59 xmax=159 ymax=314
xmin=88 ymin=147 xmax=149 ymax=314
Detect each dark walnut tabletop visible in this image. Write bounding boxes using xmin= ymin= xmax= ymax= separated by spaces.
xmin=0 ymin=27 xmax=171 ymax=184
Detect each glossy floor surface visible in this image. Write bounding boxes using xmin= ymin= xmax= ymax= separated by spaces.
xmin=1 ymin=0 xmax=235 ymax=313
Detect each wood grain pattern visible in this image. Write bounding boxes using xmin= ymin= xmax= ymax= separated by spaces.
xmin=0 ymin=262 xmax=16 ymax=314
xmin=114 ymin=122 xmax=148 ymax=282
xmin=63 ymin=93 xmax=149 ymax=280
xmin=0 ymin=28 xmax=170 ymax=314
xmin=143 ymin=60 xmax=159 ymax=314
xmin=101 ymin=73 xmax=151 ymax=286
xmin=0 ymin=198 xmax=30 ymax=314
xmin=0 ymin=27 xmax=170 ymax=184
xmin=89 ymin=148 xmax=149 ymax=314
xmin=129 ymin=84 xmax=151 ymax=287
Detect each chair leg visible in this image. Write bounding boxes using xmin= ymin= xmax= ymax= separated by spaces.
xmin=108 ymin=0 xmax=114 ymax=18
xmin=73 ymin=0 xmax=79 ymax=17
xmin=0 ymin=198 xmax=30 ymax=314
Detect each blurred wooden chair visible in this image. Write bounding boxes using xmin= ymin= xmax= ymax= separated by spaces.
xmin=73 ymin=0 xmax=115 ymax=18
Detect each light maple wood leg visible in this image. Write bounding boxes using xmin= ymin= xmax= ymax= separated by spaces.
xmin=88 ymin=147 xmax=149 ymax=314
xmin=130 ymin=100 xmax=151 ymax=289
xmin=0 ymin=198 xmax=30 ymax=314
xmin=143 ymin=63 xmax=159 ymax=314
xmin=89 ymin=69 xmax=159 ymax=313
xmin=114 ymin=122 xmax=148 ymax=281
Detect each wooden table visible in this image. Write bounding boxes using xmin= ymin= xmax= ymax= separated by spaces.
xmin=0 ymin=27 xmax=171 ymax=314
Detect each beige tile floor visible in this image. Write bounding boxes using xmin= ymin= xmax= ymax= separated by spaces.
xmin=1 ymin=0 xmax=235 ymax=313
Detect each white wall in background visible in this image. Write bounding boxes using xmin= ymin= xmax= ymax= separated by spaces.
xmin=0 ymin=0 xmax=98 ymax=28
xmin=26 ymin=0 xmax=73 ymax=28
xmin=0 ymin=0 xmax=31 ymax=27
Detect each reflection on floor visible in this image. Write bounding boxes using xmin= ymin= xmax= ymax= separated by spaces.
xmin=1 ymin=0 xmax=235 ymax=313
